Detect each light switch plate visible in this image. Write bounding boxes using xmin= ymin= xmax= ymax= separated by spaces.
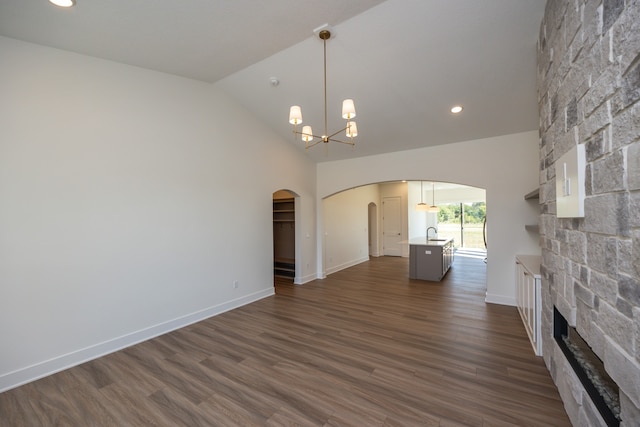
xmin=556 ymin=144 xmax=586 ymax=218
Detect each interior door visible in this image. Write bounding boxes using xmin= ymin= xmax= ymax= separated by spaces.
xmin=382 ymin=196 xmax=402 ymax=256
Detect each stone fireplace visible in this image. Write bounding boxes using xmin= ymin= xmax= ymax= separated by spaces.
xmin=554 ymin=306 xmax=620 ymax=425
xmin=537 ymin=0 xmax=640 ymax=426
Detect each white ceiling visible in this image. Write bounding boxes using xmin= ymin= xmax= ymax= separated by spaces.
xmin=0 ymin=0 xmax=545 ymax=163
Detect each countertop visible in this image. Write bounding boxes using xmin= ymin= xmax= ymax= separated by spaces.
xmin=516 ymin=254 xmax=541 ymax=278
xmin=405 ymin=237 xmax=453 ymax=247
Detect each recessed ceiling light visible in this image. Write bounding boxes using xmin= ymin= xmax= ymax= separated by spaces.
xmin=451 ymin=105 xmax=463 ymax=114
xmin=49 ymin=0 xmax=75 ymax=7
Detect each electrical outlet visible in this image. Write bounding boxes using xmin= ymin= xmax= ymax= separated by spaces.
xmin=233 ymin=280 xmax=239 ymax=289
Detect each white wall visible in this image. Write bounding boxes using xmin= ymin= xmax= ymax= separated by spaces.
xmin=322 ymin=185 xmax=379 ymax=275
xmin=432 ymin=186 xmax=486 ymax=204
xmin=318 ymin=131 xmax=540 ymax=305
xmin=0 ymin=36 xmax=317 ymax=391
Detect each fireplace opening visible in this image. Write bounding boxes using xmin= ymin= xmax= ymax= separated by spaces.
xmin=554 ymin=307 xmax=620 ymax=426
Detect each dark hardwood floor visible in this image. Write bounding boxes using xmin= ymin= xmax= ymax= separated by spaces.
xmin=0 ymin=254 xmax=571 ymax=426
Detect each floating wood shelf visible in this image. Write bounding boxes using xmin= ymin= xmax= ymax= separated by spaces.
xmin=524 ymin=188 xmax=540 ymax=200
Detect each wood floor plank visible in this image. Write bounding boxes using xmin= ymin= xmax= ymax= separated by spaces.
xmin=199 ymin=392 xmax=268 ymax=426
xmin=99 ymin=382 xmax=168 ymax=426
xmin=0 ymin=254 xmax=571 ymax=426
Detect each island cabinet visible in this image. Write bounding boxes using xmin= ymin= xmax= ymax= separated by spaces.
xmin=409 ymin=238 xmax=454 ymax=281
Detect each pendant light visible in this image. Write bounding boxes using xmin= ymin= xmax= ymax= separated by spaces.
xmin=427 ymin=182 xmax=439 ymax=213
xmin=416 ymin=181 xmax=430 ymax=211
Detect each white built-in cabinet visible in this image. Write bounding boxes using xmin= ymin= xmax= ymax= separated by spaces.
xmin=515 ymin=255 xmax=542 ymax=356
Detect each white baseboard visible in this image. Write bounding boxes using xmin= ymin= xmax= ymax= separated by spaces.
xmin=0 ymin=288 xmax=274 ymax=393
xmin=294 ymin=273 xmax=317 ymax=285
xmin=485 ymin=292 xmax=516 ymax=306
xmin=325 ymin=256 xmax=369 ymax=276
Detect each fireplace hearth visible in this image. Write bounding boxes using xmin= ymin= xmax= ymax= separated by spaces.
xmin=553 ymin=307 xmax=620 ymax=426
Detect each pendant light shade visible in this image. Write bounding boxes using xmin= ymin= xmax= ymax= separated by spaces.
xmin=342 ymin=99 xmax=356 ymax=119
xmin=289 ymin=106 xmax=303 ymax=125
xmin=346 ymin=121 xmax=358 ymax=138
xmin=301 ymin=126 xmax=313 ymax=142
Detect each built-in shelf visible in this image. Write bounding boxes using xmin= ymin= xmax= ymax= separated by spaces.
xmin=524 ymin=188 xmax=540 ymax=200
xmin=274 ymin=257 xmax=295 ymax=278
xmin=273 ymin=199 xmax=295 ymax=223
xmin=524 ymin=188 xmax=540 ymax=233
xmin=273 ymin=197 xmax=295 ymax=278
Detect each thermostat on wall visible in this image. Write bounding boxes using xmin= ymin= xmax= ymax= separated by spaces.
xmin=556 ymin=144 xmax=585 ymax=218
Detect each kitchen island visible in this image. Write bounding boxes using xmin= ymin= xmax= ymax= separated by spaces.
xmin=408 ymin=237 xmax=454 ymax=281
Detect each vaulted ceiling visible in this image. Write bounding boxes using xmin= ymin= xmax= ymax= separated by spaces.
xmin=0 ymin=0 xmax=546 ymax=162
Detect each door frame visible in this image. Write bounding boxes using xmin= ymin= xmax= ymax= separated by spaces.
xmin=368 ymin=202 xmax=379 ymax=257
xmin=272 ymin=189 xmax=300 ymax=283
xmin=382 ymin=196 xmax=403 ymax=256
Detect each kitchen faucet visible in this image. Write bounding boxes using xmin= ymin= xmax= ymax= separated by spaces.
xmin=426 ymin=227 xmax=437 ymax=240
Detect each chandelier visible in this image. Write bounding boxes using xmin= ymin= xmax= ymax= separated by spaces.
xmin=288 ymin=27 xmax=358 ymax=149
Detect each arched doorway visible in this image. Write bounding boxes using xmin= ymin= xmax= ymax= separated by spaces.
xmin=273 ymin=190 xmax=297 ymax=283
xmin=322 ymin=181 xmax=486 ymax=286
xmin=368 ymin=202 xmax=379 ymax=257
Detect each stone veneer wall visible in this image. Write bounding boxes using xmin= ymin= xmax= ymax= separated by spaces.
xmin=537 ymin=0 xmax=640 ymax=425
